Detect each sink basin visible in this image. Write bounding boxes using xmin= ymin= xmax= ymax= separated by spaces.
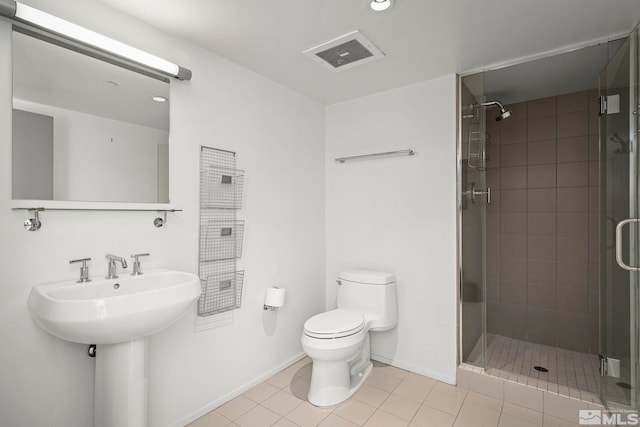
xmin=28 ymin=269 xmax=201 ymax=344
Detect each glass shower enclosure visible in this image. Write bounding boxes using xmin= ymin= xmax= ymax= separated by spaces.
xmin=459 ymin=73 xmax=488 ymax=368
xmin=458 ymin=22 xmax=640 ymax=411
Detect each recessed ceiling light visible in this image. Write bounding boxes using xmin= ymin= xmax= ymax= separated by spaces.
xmin=370 ymin=0 xmax=393 ymax=12
xmin=152 ymin=96 xmax=167 ymax=103
xmin=102 ymin=80 xmax=118 ymax=88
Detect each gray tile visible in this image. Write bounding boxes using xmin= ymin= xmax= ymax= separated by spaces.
xmin=528 ymin=96 xmax=556 ymax=118
xmin=527 ymin=139 xmax=556 ymax=165
xmin=501 ymin=117 xmax=528 ymax=144
xmin=528 ymin=236 xmax=556 ymax=261
xmin=528 ymin=284 xmax=557 ymax=310
xmin=502 ymin=303 xmax=528 ymax=330
xmin=528 ymin=115 xmax=556 ymax=142
xmin=501 ymin=143 xmax=527 ymax=167
xmin=558 ymin=287 xmax=589 ymax=315
xmin=527 ymin=213 xmax=556 ymax=236
xmin=557 ymin=162 xmax=588 ymax=187
xmin=502 ymin=281 xmax=528 ymax=305
xmin=556 ymin=213 xmax=588 ymax=237
xmin=557 ymin=312 xmax=589 ymax=352
xmin=557 ymin=136 xmax=588 ymax=163
xmin=557 ymin=111 xmax=588 ymax=138
xmin=501 ymin=257 xmax=527 ymax=282
xmin=501 ymin=213 xmax=527 ymax=235
xmin=557 ymin=91 xmax=589 ymax=113
xmin=528 ymin=307 xmax=557 ymax=335
xmin=557 ymin=187 xmax=588 ymax=212
xmin=557 ymin=237 xmax=588 ymax=263
xmin=527 ymin=164 xmax=556 ymax=189
xmin=528 ymin=188 xmax=556 ymax=212
xmin=527 ymin=260 xmax=556 ymax=286
xmin=557 ymin=262 xmax=588 ymax=288
xmin=501 ymin=235 xmax=527 ymax=259
xmin=502 ymin=166 xmax=527 ymax=190
xmin=501 ymin=189 xmax=527 ymax=212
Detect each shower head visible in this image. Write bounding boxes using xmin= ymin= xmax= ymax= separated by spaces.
xmin=496 ymin=109 xmax=512 ymax=121
xmin=477 ymin=100 xmax=513 ymax=122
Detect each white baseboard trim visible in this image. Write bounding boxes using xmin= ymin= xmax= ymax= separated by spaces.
xmin=170 ymin=352 xmax=307 ymax=427
xmin=371 ymin=354 xmax=456 ymax=385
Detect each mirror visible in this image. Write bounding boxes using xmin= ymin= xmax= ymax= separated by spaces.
xmin=11 ymin=31 xmax=170 ymax=203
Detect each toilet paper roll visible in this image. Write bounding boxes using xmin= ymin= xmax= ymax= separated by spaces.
xmin=264 ymin=287 xmax=286 ymax=308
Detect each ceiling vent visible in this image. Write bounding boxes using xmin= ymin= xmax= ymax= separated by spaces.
xmin=303 ymin=30 xmax=384 ymax=72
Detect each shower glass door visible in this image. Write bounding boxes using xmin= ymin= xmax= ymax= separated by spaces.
xmin=600 ymin=23 xmax=640 ymax=409
xmin=460 ymin=73 xmax=488 ymax=368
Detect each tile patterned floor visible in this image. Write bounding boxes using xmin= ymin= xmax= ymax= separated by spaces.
xmin=486 ymin=334 xmax=633 ymax=408
xmin=187 ymin=358 xmax=584 ymax=427
xmin=467 ymin=334 xmax=603 ymax=404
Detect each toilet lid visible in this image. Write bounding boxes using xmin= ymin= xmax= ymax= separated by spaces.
xmin=304 ymin=309 xmax=365 ymax=339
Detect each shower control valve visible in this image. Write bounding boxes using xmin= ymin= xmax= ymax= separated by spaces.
xmin=472 ymin=186 xmax=491 ymax=204
xmin=465 ymin=183 xmax=491 ymax=204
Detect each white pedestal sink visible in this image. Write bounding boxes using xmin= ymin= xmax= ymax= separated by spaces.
xmin=28 ymin=269 xmax=201 ymax=427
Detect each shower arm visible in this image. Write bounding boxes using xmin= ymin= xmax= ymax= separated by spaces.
xmin=477 ymin=101 xmax=506 ymax=111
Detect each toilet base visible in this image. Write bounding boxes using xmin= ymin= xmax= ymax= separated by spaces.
xmin=307 ymin=335 xmax=372 ymax=407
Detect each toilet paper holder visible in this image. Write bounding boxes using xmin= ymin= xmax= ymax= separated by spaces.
xmin=263 ymin=286 xmax=285 ymax=311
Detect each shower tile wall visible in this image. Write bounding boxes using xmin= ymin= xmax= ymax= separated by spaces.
xmin=485 ymin=90 xmax=600 ymax=354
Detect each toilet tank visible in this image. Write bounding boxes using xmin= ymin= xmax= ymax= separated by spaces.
xmin=336 ymin=270 xmax=397 ymax=331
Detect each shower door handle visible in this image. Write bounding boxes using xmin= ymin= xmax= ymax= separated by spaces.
xmin=615 ymin=218 xmax=640 ymax=271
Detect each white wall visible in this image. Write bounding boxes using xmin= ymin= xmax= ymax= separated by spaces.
xmin=325 ymin=76 xmax=458 ymax=384
xmin=0 ymin=1 xmax=325 ymax=425
xmin=14 ymin=99 xmax=167 ymax=203
xmin=12 ymin=109 xmax=53 ymax=199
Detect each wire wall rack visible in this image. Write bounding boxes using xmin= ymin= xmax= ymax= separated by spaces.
xmin=198 ymin=147 xmax=245 ymax=317
xmin=200 ymin=166 xmax=245 ymax=209
xmin=199 ymin=220 xmax=245 ymax=261
xmin=198 ymin=262 xmax=245 ymax=316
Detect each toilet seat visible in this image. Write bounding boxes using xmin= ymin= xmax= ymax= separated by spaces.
xmin=304 ymin=309 xmax=365 ymax=339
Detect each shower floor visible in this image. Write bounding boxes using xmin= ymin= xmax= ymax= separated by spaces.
xmin=467 ymin=334 xmax=604 ymax=404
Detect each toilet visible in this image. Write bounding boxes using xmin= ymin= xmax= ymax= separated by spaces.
xmin=301 ymin=270 xmax=397 ymax=407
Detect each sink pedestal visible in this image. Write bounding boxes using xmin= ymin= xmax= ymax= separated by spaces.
xmin=95 ymin=339 xmax=148 ymax=427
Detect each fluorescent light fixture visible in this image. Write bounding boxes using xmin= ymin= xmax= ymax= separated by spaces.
xmin=370 ymin=0 xmax=393 ymax=11
xmin=0 ymin=0 xmax=191 ymax=80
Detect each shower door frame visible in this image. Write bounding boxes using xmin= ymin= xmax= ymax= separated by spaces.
xmin=599 ymin=23 xmax=640 ymax=410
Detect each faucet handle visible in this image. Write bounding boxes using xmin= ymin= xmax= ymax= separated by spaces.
xmin=69 ymin=258 xmax=91 ymax=283
xmin=130 ymin=253 xmax=150 ymax=275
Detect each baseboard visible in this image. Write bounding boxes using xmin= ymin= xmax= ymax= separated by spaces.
xmin=371 ymin=354 xmax=457 ymax=385
xmin=170 ymin=352 xmax=307 ymax=427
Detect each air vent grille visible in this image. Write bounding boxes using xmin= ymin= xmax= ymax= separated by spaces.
xmin=303 ymin=30 xmax=384 ymax=72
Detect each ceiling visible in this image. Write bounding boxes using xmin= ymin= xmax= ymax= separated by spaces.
xmin=98 ymin=0 xmax=640 ymax=105
xmin=484 ymin=40 xmax=622 ymax=106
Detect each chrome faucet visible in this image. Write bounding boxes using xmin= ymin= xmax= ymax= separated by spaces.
xmin=105 ymin=254 xmax=128 ymax=279
xmin=130 ymin=253 xmax=150 ymax=275
xmin=69 ymin=257 xmax=91 ymax=283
